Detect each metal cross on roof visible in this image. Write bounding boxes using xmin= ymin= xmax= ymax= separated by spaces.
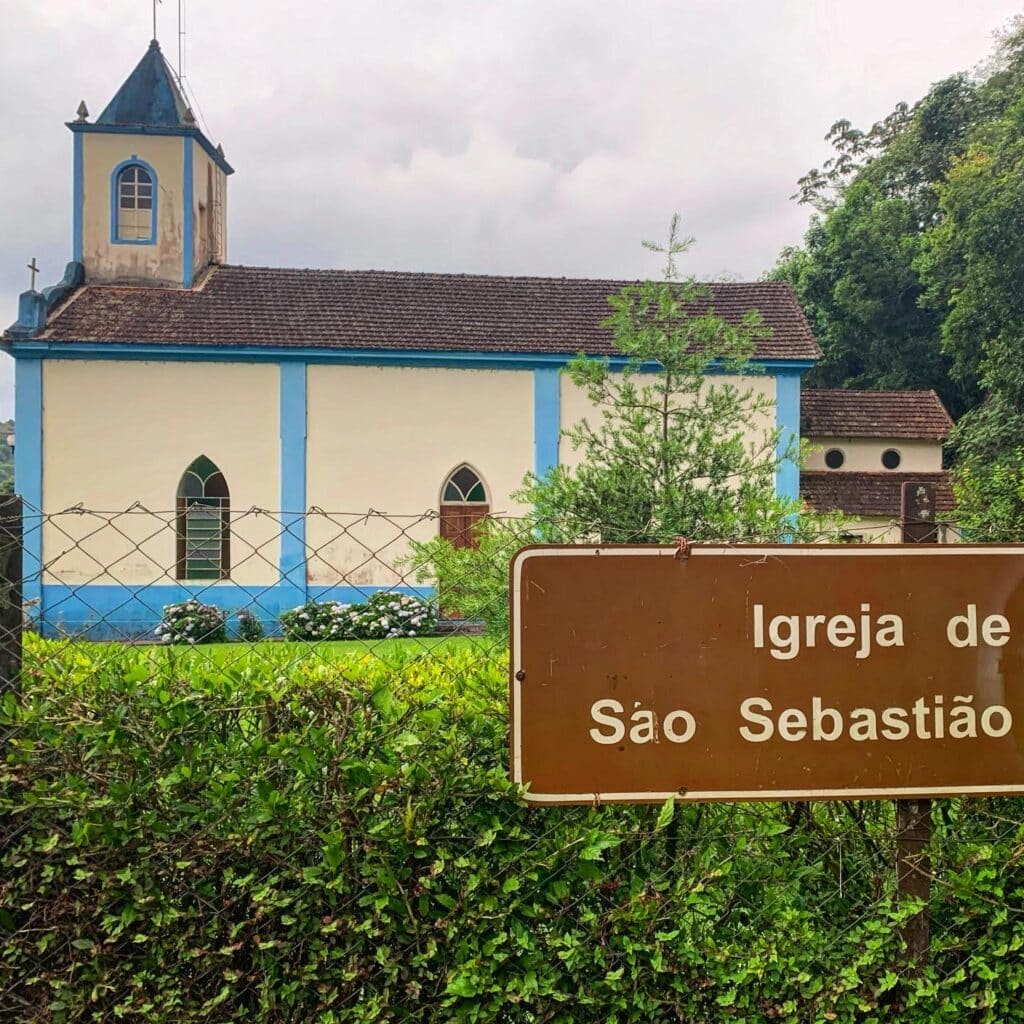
xmin=27 ymin=257 xmax=39 ymax=292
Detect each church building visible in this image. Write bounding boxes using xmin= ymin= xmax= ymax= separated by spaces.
xmin=3 ymin=41 xmax=950 ymax=637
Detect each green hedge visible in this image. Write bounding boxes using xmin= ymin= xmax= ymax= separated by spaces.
xmin=3 ymin=636 xmax=1024 ymax=1022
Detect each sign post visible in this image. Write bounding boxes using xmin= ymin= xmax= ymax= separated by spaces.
xmin=897 ymin=480 xmax=940 ymax=964
xmin=895 ymin=797 xmax=931 ymax=963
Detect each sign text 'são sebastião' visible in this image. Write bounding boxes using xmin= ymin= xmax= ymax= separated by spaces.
xmin=509 ymin=545 xmax=1024 ymax=804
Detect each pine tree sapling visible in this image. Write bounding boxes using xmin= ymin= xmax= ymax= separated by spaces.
xmin=519 ymin=217 xmax=822 ymax=545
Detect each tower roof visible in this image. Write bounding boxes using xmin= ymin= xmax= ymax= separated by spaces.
xmin=97 ymin=40 xmax=191 ymax=129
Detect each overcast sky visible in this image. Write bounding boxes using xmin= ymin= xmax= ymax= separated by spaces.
xmin=1 ymin=0 xmax=1021 ymax=421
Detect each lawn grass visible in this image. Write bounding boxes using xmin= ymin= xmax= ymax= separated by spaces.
xmin=34 ymin=632 xmax=506 ymax=673
xmin=194 ymin=634 xmax=500 ymax=662
xmin=26 ymin=632 xmax=510 ymax=707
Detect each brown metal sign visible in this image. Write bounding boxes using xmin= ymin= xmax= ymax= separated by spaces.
xmin=510 ymin=544 xmax=1024 ymax=804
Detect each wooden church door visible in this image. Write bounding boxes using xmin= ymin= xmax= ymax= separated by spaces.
xmin=439 ymin=464 xmax=489 ymax=548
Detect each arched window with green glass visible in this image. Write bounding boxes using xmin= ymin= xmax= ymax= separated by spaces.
xmin=176 ymin=456 xmax=230 ymax=580
xmin=439 ymin=464 xmax=489 ymax=549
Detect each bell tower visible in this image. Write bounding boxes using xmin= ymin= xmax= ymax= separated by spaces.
xmin=68 ymin=39 xmax=233 ymax=288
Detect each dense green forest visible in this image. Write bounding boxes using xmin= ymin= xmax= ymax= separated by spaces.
xmin=771 ymin=18 xmax=1024 ymax=538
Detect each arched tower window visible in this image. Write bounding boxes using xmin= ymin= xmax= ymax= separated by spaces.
xmin=112 ymin=159 xmax=157 ymax=243
xmin=440 ymin=464 xmax=489 ymax=549
xmin=176 ymin=456 xmax=230 ymax=580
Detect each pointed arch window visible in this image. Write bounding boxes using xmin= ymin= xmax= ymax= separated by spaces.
xmin=440 ymin=464 xmax=490 ymax=549
xmin=112 ymin=158 xmax=157 ymax=244
xmin=176 ymin=456 xmax=230 ymax=580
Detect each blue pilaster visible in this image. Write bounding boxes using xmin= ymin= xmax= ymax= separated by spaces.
xmin=182 ymin=137 xmax=194 ymax=287
xmin=72 ymin=132 xmax=83 ymax=262
xmin=533 ymin=367 xmax=560 ymax=479
xmin=279 ymin=362 xmax=308 ymax=608
xmin=775 ymin=371 xmax=801 ymax=503
xmin=15 ymin=359 xmax=43 ymax=623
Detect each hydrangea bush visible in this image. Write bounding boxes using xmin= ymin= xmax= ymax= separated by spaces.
xmin=236 ymin=607 xmax=266 ymax=643
xmin=155 ymin=599 xmax=228 ymax=645
xmin=279 ymin=593 xmax=437 ymax=641
xmin=349 ymin=591 xmax=438 ymax=639
xmin=279 ymin=600 xmax=357 ymax=641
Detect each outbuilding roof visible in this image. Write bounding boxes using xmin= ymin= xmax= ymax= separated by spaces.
xmin=800 ymin=471 xmax=954 ymax=519
xmin=38 ymin=264 xmax=822 ymax=360
xmin=801 ymin=389 xmax=953 ymax=441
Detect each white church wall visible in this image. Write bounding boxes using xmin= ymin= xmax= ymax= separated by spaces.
xmin=558 ymin=371 xmax=778 ymax=469
xmin=803 ymin=438 xmax=942 ymax=472
xmin=41 ymin=359 xmax=281 ymax=586
xmin=305 ymin=363 xmax=535 ymax=587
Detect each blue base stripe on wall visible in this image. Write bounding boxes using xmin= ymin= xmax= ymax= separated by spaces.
xmin=39 ymin=583 xmax=436 ymax=640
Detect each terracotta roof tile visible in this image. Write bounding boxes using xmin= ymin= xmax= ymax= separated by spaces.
xmin=800 ymin=471 xmax=954 ymax=519
xmin=38 ymin=264 xmax=822 ymax=361
xmin=801 ymin=389 xmax=953 ymax=441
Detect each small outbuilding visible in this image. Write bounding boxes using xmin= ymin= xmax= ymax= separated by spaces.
xmin=800 ymin=389 xmax=955 ymax=541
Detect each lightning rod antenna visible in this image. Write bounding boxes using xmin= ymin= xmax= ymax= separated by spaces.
xmin=177 ymin=0 xmax=186 ymax=88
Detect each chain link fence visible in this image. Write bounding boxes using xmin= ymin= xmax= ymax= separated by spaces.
xmin=3 ymin=500 xmax=1022 ymax=1022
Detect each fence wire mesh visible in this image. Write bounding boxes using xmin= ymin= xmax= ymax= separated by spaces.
xmin=2 ymin=501 xmax=1021 ymax=1023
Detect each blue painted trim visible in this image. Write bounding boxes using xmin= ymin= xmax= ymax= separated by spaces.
xmin=15 ymin=293 xmax=46 ymax=335
xmin=775 ymin=370 xmax=802 ymax=503
xmin=15 ymin=359 xmax=43 ymax=622
xmin=533 ymin=367 xmax=560 ymax=478
xmin=182 ymin=138 xmax=194 ymax=287
xmin=68 ymin=122 xmax=234 ymax=175
xmin=72 ymin=132 xmax=83 ymax=262
xmin=5 ymin=340 xmax=817 ymax=375
xmin=279 ymin=363 xmax=308 ymax=606
xmin=38 ymin=583 xmax=435 ymax=640
xmin=110 ymin=155 xmax=158 ymax=245
xmin=7 ymin=263 xmax=85 ymax=340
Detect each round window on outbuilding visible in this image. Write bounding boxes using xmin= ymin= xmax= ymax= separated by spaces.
xmin=881 ymin=448 xmax=902 ymax=470
xmin=824 ymin=448 xmax=845 ymax=470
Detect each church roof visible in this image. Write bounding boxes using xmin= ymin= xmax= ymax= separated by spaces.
xmin=801 ymin=389 xmax=953 ymax=440
xmin=38 ymin=265 xmax=822 ymax=360
xmin=97 ymin=40 xmax=192 ymax=129
xmin=800 ymin=471 xmax=954 ymax=519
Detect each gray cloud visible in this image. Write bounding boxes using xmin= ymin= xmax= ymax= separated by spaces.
xmin=2 ymin=0 xmax=1022 ymax=419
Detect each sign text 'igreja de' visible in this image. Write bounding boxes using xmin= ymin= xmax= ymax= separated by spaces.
xmin=509 ymin=545 xmax=1024 ymax=804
